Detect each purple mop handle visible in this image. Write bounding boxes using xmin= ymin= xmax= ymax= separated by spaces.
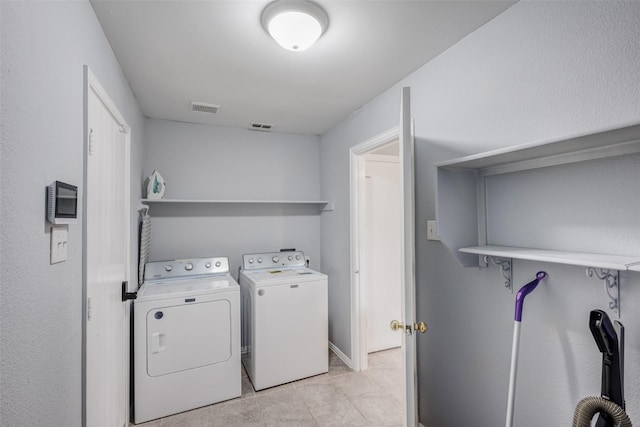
xmin=514 ymin=271 xmax=547 ymax=322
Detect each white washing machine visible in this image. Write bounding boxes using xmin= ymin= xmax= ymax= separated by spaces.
xmin=133 ymin=257 xmax=240 ymax=424
xmin=239 ymin=251 xmax=328 ymax=391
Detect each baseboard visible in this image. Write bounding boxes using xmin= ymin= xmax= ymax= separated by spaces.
xmin=328 ymin=341 xmax=353 ymax=369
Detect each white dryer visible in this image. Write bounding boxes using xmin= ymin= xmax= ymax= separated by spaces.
xmin=239 ymin=251 xmax=328 ymax=391
xmin=133 ymin=257 xmax=240 ymax=424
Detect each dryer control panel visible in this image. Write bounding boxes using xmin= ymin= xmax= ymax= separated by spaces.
xmin=144 ymin=257 xmax=230 ymax=281
xmin=242 ymin=251 xmax=306 ymax=270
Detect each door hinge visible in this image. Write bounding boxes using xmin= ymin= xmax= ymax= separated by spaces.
xmin=122 ymin=281 xmax=137 ymax=301
xmin=88 ymin=128 xmax=95 ymax=156
xmin=87 ymin=297 xmax=92 ymax=321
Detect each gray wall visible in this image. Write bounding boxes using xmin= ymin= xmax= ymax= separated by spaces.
xmin=143 ymin=119 xmax=322 ymax=280
xmin=0 ymin=1 xmax=145 ymax=425
xmin=320 ymin=1 xmax=640 ymax=425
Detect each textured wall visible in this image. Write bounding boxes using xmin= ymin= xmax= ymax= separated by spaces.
xmin=0 ymin=1 xmax=145 ymax=425
xmin=320 ymin=1 xmax=640 ymax=425
xmin=143 ymin=119 xmax=322 ymax=278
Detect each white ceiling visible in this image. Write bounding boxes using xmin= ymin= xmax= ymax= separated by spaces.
xmin=91 ymin=1 xmax=514 ymax=136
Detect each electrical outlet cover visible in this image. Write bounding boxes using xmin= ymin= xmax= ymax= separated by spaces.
xmin=427 ymin=220 xmax=440 ymax=241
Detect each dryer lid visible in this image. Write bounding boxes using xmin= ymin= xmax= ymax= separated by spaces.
xmin=137 ymin=276 xmax=239 ymax=301
xmin=241 ymin=267 xmax=326 ymax=286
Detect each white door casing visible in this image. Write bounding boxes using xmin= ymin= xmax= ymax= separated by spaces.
xmin=350 ymin=127 xmax=400 ymax=372
xmin=83 ymin=66 xmax=131 ymax=427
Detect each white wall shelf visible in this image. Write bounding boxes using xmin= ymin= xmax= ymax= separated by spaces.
xmin=459 ymin=246 xmax=640 ymax=271
xmin=436 ymin=123 xmax=640 ymax=316
xmin=140 ymin=199 xmax=333 ymax=215
xmin=436 ymin=123 xmax=640 ymax=268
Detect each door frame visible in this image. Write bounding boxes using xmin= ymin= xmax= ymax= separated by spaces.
xmin=82 ymin=65 xmax=131 ymax=426
xmin=349 ymin=125 xmax=400 ymax=372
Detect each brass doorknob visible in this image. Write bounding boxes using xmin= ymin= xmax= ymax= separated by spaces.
xmin=414 ymin=321 xmax=428 ymax=334
xmin=390 ymin=320 xmax=404 ymax=331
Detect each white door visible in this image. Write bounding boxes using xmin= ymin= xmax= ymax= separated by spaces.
xmin=364 ymin=157 xmax=402 ymax=353
xmin=83 ymin=66 xmax=130 ymax=427
xmin=399 ymin=86 xmax=420 ymax=427
xmin=350 ymin=87 xmax=422 ymax=426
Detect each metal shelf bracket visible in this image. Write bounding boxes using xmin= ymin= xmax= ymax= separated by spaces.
xmin=484 ymin=256 xmax=513 ymax=292
xmin=586 ymin=267 xmax=620 ymax=317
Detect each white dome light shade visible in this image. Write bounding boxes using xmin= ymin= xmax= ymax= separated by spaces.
xmin=262 ymin=0 xmax=328 ymax=52
xmin=268 ymin=11 xmax=321 ymax=51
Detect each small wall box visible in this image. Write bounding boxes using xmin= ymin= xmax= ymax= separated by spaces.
xmin=47 ymin=181 xmax=78 ymax=225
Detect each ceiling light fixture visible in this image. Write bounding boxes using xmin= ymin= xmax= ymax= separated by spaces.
xmin=261 ymin=0 xmax=328 ymax=52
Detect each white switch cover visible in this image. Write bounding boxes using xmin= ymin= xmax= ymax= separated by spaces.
xmin=427 ymin=220 xmax=440 ymax=241
xmin=51 ymin=227 xmax=68 ymax=264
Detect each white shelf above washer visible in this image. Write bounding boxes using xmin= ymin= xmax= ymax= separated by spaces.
xmin=139 ymin=198 xmax=334 ymax=214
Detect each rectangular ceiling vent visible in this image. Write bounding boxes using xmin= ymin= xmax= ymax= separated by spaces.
xmin=191 ymin=101 xmax=220 ymax=114
xmin=249 ymin=122 xmax=273 ymax=131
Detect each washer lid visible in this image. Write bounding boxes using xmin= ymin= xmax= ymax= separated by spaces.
xmin=137 ymin=275 xmax=239 ymax=302
xmin=242 ymin=268 xmax=326 ymax=286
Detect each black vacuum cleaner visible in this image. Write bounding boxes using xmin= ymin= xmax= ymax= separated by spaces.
xmin=572 ymin=310 xmax=631 ymax=427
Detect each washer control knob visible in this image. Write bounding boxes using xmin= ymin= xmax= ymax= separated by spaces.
xmin=272 ymin=256 xmax=279 ymax=263
xmin=185 ymin=263 xmax=193 ymax=271
xmin=215 ymin=261 xmax=222 ymax=268
xmin=257 ymin=257 xmax=263 ymax=263
xmin=296 ymin=255 xmax=302 ymax=260
xmin=248 ymin=258 xmax=254 ymax=264
xmin=288 ymin=255 xmax=293 ymax=261
xmin=165 ymin=265 xmax=173 ymax=272
xmin=205 ymin=262 xmax=211 ymax=269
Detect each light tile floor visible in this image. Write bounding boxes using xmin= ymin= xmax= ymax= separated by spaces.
xmin=132 ymin=347 xmax=403 ymax=427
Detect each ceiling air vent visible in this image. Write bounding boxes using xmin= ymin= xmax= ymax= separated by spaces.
xmin=191 ymin=101 xmax=220 ymax=114
xmin=249 ymin=122 xmax=273 ymax=131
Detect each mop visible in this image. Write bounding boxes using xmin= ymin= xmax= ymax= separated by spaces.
xmin=505 ymin=271 xmax=547 ymax=427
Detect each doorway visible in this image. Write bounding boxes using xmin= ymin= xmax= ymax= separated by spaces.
xmin=362 ymin=144 xmax=402 ymax=354
xmin=349 ymin=127 xmax=401 ymax=372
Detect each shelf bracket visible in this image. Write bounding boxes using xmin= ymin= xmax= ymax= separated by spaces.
xmin=483 ymin=256 xmax=512 ymax=292
xmin=586 ymin=268 xmax=620 ymax=317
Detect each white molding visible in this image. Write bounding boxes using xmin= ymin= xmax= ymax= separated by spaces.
xmin=86 ymin=67 xmax=130 ymax=134
xmin=328 ymin=341 xmax=353 ymax=369
xmin=349 ymin=126 xmax=399 ymax=372
xmin=362 ymin=153 xmax=400 ymax=163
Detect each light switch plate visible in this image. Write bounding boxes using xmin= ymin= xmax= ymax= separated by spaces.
xmin=427 ymin=220 xmax=440 ymax=241
xmin=50 ymin=226 xmax=68 ymax=264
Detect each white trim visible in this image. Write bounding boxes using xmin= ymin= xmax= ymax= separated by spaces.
xmin=82 ymin=65 xmax=131 ymax=426
xmin=362 ymin=153 xmax=401 ymax=163
xmin=349 ymin=126 xmax=399 ymax=372
xmin=86 ymin=68 xmax=131 ymax=135
xmin=328 ymin=341 xmax=353 ymax=369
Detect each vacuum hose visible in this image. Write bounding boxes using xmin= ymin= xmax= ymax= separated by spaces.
xmin=572 ymin=396 xmax=632 ymax=427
